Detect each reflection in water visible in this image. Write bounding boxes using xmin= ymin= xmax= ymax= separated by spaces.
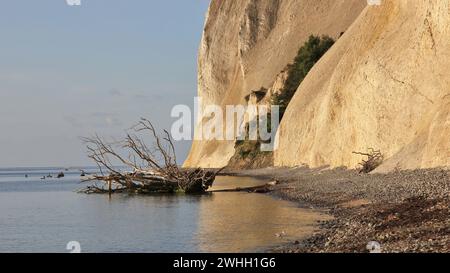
xmin=197 ymin=176 xmax=331 ymax=252
xmin=0 ymin=170 xmax=330 ymax=252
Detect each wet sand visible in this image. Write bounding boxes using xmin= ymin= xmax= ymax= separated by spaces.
xmin=224 ymin=167 xmax=449 ymax=253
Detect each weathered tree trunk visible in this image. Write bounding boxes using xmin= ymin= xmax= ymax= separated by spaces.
xmin=80 ymin=118 xmax=223 ymax=194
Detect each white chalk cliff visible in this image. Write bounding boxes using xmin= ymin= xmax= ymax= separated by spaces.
xmin=185 ymin=0 xmax=450 ymax=172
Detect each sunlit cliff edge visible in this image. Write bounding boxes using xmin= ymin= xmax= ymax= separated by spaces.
xmin=184 ymin=0 xmax=450 ymax=172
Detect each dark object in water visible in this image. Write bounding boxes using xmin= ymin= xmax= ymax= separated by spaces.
xmin=57 ymin=172 xmax=65 ymax=178
xmin=81 ymin=168 xmax=220 ymax=195
xmin=80 ymin=170 xmax=86 ymax=177
xmin=47 ymin=174 xmax=53 ymax=178
xmin=25 ymin=174 xmax=28 ymax=178
xmin=41 ymin=176 xmax=46 ymax=180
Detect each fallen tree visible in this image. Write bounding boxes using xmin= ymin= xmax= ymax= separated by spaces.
xmin=80 ymin=118 xmax=223 ymax=194
xmin=353 ymin=148 xmax=384 ymax=174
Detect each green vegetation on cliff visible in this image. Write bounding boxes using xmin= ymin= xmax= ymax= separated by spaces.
xmin=272 ymin=35 xmax=335 ymax=118
xmin=228 ymin=36 xmax=335 ymax=170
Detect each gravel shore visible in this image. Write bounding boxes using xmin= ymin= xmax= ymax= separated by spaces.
xmin=225 ymin=167 xmax=449 ymax=253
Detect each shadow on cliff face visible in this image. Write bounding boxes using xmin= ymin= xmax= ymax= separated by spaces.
xmin=226 ymin=140 xmax=273 ymax=170
xmin=225 ymin=36 xmax=336 ymax=170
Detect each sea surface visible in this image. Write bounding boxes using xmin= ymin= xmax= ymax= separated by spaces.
xmin=0 ymin=167 xmax=329 ymax=253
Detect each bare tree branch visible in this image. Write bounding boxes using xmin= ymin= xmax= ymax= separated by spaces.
xmin=80 ymin=118 xmax=223 ymax=194
xmin=353 ymin=148 xmax=384 ymax=174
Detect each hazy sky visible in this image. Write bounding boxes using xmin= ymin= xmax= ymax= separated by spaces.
xmin=0 ymin=0 xmax=210 ymax=167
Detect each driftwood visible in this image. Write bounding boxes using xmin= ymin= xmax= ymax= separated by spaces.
xmin=353 ymin=148 xmax=384 ymax=174
xmin=80 ymin=118 xmax=223 ymax=195
xmin=209 ymin=181 xmax=278 ymax=194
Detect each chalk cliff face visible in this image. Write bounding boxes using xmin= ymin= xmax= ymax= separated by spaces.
xmin=185 ymin=0 xmax=450 ymax=171
xmin=184 ymin=0 xmax=367 ymax=168
xmin=275 ymin=0 xmax=450 ymax=171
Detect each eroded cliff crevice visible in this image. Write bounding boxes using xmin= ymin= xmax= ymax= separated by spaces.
xmin=184 ymin=0 xmax=367 ymax=168
xmin=239 ymin=0 xmax=280 ymax=55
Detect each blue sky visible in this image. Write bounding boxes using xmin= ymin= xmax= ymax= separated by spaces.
xmin=0 ymin=0 xmax=210 ymax=167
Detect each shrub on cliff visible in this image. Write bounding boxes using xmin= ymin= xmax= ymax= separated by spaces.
xmin=272 ymin=35 xmax=335 ymax=118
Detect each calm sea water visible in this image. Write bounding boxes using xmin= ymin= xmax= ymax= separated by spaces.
xmin=0 ymin=167 xmax=329 ymax=253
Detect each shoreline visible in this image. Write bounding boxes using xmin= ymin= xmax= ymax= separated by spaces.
xmin=223 ymin=167 xmax=449 ymax=253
